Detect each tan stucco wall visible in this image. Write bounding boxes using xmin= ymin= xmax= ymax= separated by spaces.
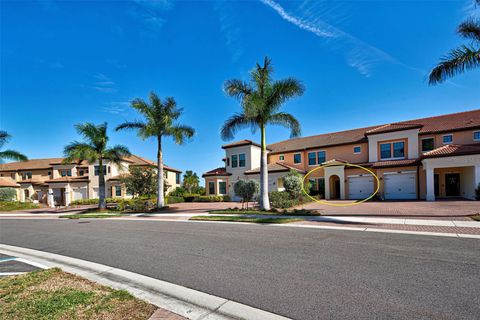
xmin=419 ymin=129 xmax=480 ymax=152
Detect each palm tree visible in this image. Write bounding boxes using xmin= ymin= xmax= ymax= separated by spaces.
xmin=221 ymin=57 xmax=304 ymax=210
xmin=0 ymin=131 xmax=28 ymax=163
xmin=429 ymin=0 xmax=480 ymax=84
xmin=182 ymin=170 xmax=199 ymax=193
xmin=64 ymin=123 xmax=131 ymax=209
xmin=116 ymin=92 xmax=195 ymax=209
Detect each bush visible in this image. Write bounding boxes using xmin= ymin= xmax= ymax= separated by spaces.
xmin=183 ymin=193 xmax=200 ymax=202
xmin=196 ymin=195 xmax=230 ymax=202
xmin=475 ymin=183 xmax=480 ymax=200
xmin=169 ymin=187 xmax=187 ymax=197
xmin=70 ymin=198 xmax=128 ymax=206
xmin=283 ymin=170 xmax=303 ymax=199
xmin=166 ymin=196 xmax=184 ymax=204
xmin=0 ymin=188 xmax=17 ymax=201
xmin=269 ymin=191 xmax=299 ymax=209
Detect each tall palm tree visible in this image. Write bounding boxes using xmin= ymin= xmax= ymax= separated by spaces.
xmin=116 ymin=92 xmax=195 ymax=209
xmin=221 ymin=57 xmax=304 ymax=210
xmin=64 ymin=123 xmax=131 ymax=209
xmin=429 ymin=0 xmax=480 ymax=84
xmin=0 ymin=131 xmax=28 ymax=163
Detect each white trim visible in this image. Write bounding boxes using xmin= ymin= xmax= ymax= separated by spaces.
xmin=383 ymin=170 xmax=416 ymax=175
xmin=442 ymin=134 xmax=453 ymax=144
xmin=347 ymin=174 xmax=373 ymax=178
xmin=474 ymin=131 xmax=480 ymax=142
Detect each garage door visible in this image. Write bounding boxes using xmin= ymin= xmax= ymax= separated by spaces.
xmin=72 ymin=188 xmax=87 ymax=201
xmin=384 ymin=172 xmax=416 ymax=200
xmin=348 ymin=175 xmax=374 ymax=200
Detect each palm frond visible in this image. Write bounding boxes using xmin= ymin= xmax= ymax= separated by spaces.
xmin=103 ymin=145 xmax=131 ymax=167
xmin=224 ymin=79 xmax=252 ymax=101
xmin=0 ymin=130 xmax=11 ymax=149
xmin=458 ymin=19 xmax=480 ymax=42
xmin=220 ymin=113 xmax=257 ymax=141
xmin=268 ymin=112 xmax=301 ymax=138
xmin=0 ymin=150 xmax=28 ymax=162
xmin=75 ymin=122 xmax=109 ymax=151
xmin=428 ymin=45 xmax=480 ymax=85
xmin=266 ymin=78 xmax=305 ymax=114
xmin=131 ymin=98 xmax=153 ymax=118
xmin=115 ymin=121 xmax=146 ymax=132
xmin=251 ymin=57 xmax=273 ymax=97
xmin=167 ymin=125 xmax=195 ymax=145
xmin=63 ymin=141 xmax=97 ymax=164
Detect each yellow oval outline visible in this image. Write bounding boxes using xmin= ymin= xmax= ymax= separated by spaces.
xmin=301 ymin=162 xmax=380 ymax=207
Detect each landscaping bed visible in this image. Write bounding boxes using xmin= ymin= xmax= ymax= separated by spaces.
xmin=0 ymin=268 xmax=156 ymax=320
xmin=0 ymin=201 xmax=39 ymax=212
xmin=209 ymin=208 xmax=321 ymax=216
xmin=190 ymin=215 xmax=302 ymax=224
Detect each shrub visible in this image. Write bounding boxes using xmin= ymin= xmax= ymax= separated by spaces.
xmin=0 ymin=188 xmax=17 ymax=201
xmin=169 ymin=187 xmax=187 ymax=197
xmin=166 ymin=196 xmax=184 ymax=204
xmin=283 ymin=170 xmax=303 ymax=199
xmin=234 ymin=180 xmax=259 ymax=209
xmin=269 ymin=191 xmax=298 ymax=209
xmin=196 ymin=195 xmax=230 ymax=202
xmin=475 ymin=183 xmax=480 ymax=200
xmin=183 ymin=193 xmax=200 ymax=202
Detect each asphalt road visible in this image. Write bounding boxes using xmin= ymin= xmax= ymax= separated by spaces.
xmin=1 ymin=219 xmax=479 ymax=320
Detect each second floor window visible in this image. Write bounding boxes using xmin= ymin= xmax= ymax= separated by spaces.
xmin=61 ymin=169 xmax=72 ymax=177
xmin=393 ymin=142 xmax=405 ymax=158
xmin=380 ymin=141 xmax=405 ymax=160
xmin=239 ymin=154 xmax=246 ymax=167
xmin=475 ymin=131 xmax=480 ymax=141
xmin=317 ymin=151 xmax=326 ymax=164
xmin=231 ymin=155 xmax=238 ymax=168
xmin=279 ymin=155 xmax=284 ymax=161
xmin=308 ymin=152 xmax=316 ymax=165
xmin=21 ymin=172 xmax=32 ymax=180
xmin=421 ymin=138 xmax=435 ymax=152
xmin=442 ymin=134 xmax=453 ymax=144
xmin=353 ymin=146 xmax=361 ymax=154
xmin=176 ymin=172 xmax=180 ymax=184
xmin=94 ymin=165 xmax=107 ymax=176
xmin=294 ymin=153 xmax=302 ymax=164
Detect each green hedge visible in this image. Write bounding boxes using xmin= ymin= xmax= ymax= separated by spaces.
xmin=269 ymin=191 xmax=311 ymax=209
xmin=0 ymin=188 xmax=17 ymax=201
xmin=196 ymin=195 xmax=230 ymax=202
xmin=70 ymin=198 xmax=128 ymax=205
xmin=165 ymin=196 xmax=184 ymax=204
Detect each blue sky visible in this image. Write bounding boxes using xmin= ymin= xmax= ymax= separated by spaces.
xmin=1 ymin=0 xmax=479 ymax=181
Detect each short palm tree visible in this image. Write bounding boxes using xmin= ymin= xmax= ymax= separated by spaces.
xmin=429 ymin=0 xmax=480 ymax=84
xmin=0 ymin=131 xmax=28 ymax=163
xmin=116 ymin=92 xmax=195 ymax=209
xmin=221 ymin=57 xmax=304 ymax=210
xmin=64 ymin=123 xmax=131 ymax=209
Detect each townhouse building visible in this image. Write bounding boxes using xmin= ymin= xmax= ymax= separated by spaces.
xmin=203 ymin=109 xmax=480 ymax=201
xmin=0 ymin=155 xmax=181 ymax=207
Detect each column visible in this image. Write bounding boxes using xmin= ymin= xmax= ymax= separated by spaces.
xmin=64 ymin=184 xmax=71 ymax=207
xmin=425 ymin=168 xmax=435 ymax=201
xmin=325 ymin=175 xmax=331 ymax=200
xmin=47 ymin=188 xmax=55 ymax=208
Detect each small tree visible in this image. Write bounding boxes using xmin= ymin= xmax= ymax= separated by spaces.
xmin=0 ymin=188 xmax=17 ymax=201
xmin=283 ymin=169 xmax=303 ymax=199
xmin=183 ymin=170 xmax=200 ymax=194
xmin=121 ymin=166 xmax=157 ymax=198
xmin=234 ymin=180 xmax=259 ymax=210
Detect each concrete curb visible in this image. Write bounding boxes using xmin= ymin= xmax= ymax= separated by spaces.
xmin=0 ymin=244 xmax=290 ymax=320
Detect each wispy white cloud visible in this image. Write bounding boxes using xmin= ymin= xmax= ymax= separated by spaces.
xmin=260 ymin=0 xmax=403 ymax=77
xmin=89 ymin=73 xmax=117 ymax=93
xmin=214 ymin=1 xmax=245 ymax=62
xmin=129 ymin=0 xmax=173 ymax=38
xmin=107 ymin=59 xmax=127 ymax=69
xmin=102 ymin=101 xmax=130 ymax=115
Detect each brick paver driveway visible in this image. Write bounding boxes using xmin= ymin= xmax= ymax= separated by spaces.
xmin=297 ymin=200 xmax=480 ymax=217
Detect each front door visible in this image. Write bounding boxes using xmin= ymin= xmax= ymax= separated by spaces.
xmin=334 ymin=179 xmax=341 ymax=199
xmin=445 ymin=173 xmax=460 ymax=197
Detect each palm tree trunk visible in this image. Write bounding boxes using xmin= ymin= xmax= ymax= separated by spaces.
xmin=157 ymin=136 xmax=165 ymax=208
xmin=260 ymin=125 xmax=270 ymax=210
xmin=98 ymin=158 xmax=106 ymax=210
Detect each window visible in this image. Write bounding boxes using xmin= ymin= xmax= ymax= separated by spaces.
xmin=421 ymin=138 xmax=435 ymax=152
xmin=308 ymin=152 xmax=316 ymax=165
xmin=78 ymin=170 xmax=84 ymax=176
xmin=94 ymin=165 xmax=107 ymax=176
xmin=22 ymin=172 xmax=32 ymax=180
xmin=176 ymin=172 xmax=180 ymax=184
xmin=231 ymin=155 xmax=238 ymax=168
xmin=317 ymin=151 xmax=326 ymax=164
xmin=239 ymin=154 xmax=246 ymax=167
xmin=219 ymin=181 xmax=227 ymax=194
xmin=474 ymin=131 xmax=480 ymax=141
xmin=277 ymin=178 xmax=284 ymax=189
xmin=294 ymin=153 xmax=302 ymax=164
xmin=279 ymin=155 xmax=284 ymax=161
xmin=115 ymin=186 xmax=122 ymax=197
xmin=308 ymin=179 xmax=317 ymax=191
xmin=353 ymin=146 xmax=361 ymax=154
xmin=380 ymin=143 xmax=392 ymax=159
xmin=48 ymin=171 xmax=52 ymax=176
xmin=393 ymin=142 xmax=405 ymax=158
xmin=107 ymin=166 xmax=111 ymax=174
xmin=208 ymin=181 xmax=215 ymax=194
xmin=61 ymin=169 xmax=72 ymax=177
xmin=442 ymin=134 xmax=453 ymax=144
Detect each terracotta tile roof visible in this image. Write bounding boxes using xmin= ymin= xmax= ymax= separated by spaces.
xmin=0 ymin=179 xmax=20 ymax=188
xmin=108 ymin=174 xmax=129 ymax=181
xmin=422 ymin=143 xmax=480 ymax=158
xmin=245 ymin=162 xmax=306 ymax=175
xmin=268 ymin=109 xmax=480 ymax=153
xmin=202 ymin=167 xmax=231 ymax=177
xmin=222 ymin=140 xmax=271 ymax=150
xmin=0 ymin=158 xmax=63 ymax=171
xmin=45 ymin=176 xmax=90 ymax=183
xmin=16 ymin=179 xmax=47 ymax=186
xmin=371 ymin=159 xmax=419 ymax=168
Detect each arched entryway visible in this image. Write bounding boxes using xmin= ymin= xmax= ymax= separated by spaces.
xmin=329 ymin=175 xmax=341 ymax=199
xmin=24 ymin=189 xmax=30 ymax=201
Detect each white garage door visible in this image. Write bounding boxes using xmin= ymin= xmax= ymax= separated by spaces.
xmin=384 ymin=172 xmax=416 ymax=200
xmin=348 ymin=175 xmax=374 ymax=200
xmin=72 ymin=188 xmax=87 ymax=201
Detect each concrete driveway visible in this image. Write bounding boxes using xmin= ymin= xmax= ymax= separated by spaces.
xmin=297 ymin=200 xmax=480 ymax=217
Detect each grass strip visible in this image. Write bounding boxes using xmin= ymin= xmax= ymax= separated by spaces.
xmin=0 ymin=268 xmax=156 ymax=320
xmin=209 ymin=209 xmax=321 ymax=216
xmin=190 ymin=215 xmax=302 ymax=224
xmin=0 ymin=201 xmax=39 ymax=212
xmin=60 ymin=213 xmax=126 ymax=219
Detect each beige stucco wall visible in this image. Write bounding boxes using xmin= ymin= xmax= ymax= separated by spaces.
xmin=419 ymin=129 xmax=480 ymax=153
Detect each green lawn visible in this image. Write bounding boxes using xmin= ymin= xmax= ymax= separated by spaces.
xmin=190 ymin=215 xmax=302 ymax=224
xmin=0 ymin=201 xmax=39 ymax=212
xmin=209 ymin=208 xmax=321 ymax=216
xmin=471 ymin=214 xmax=480 ymax=221
xmin=0 ymin=268 xmax=156 ymax=320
